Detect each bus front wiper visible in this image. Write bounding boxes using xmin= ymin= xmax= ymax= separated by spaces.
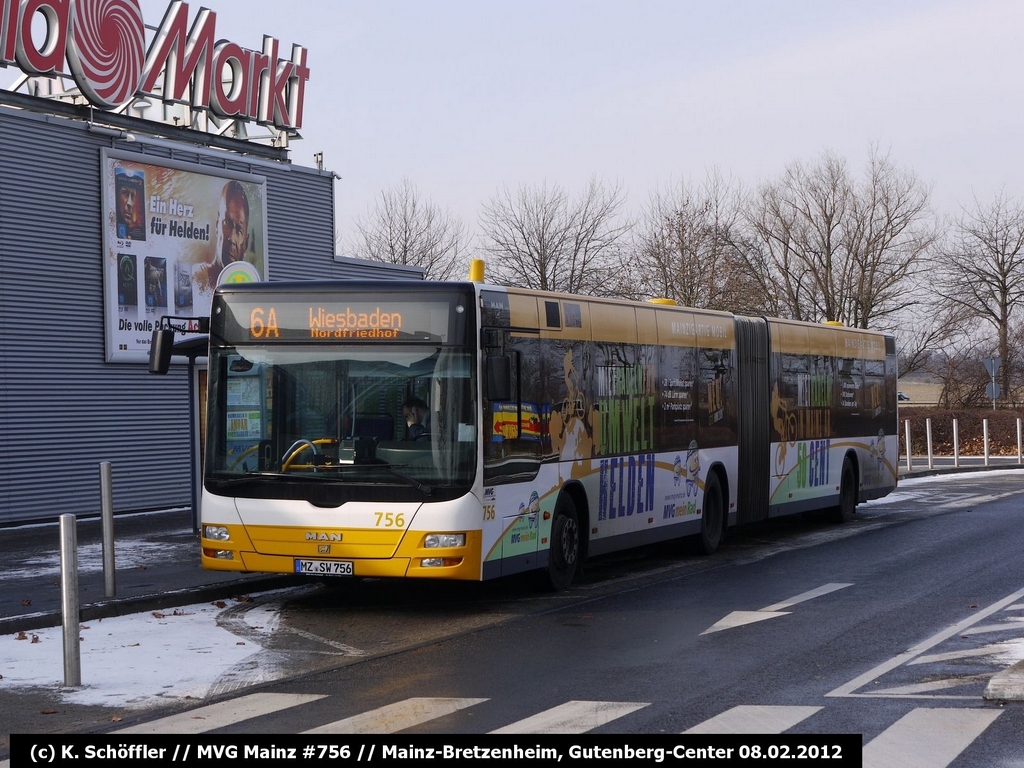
xmin=214 ymin=471 xmax=350 ymax=488
xmin=374 ymin=465 xmax=433 ymax=496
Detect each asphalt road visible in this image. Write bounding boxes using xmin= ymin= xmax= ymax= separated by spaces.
xmin=4 ymin=467 xmax=1024 ymax=767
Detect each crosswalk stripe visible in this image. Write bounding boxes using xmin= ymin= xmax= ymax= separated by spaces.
xmin=862 ymin=708 xmax=1002 ymax=768
xmin=303 ymin=697 xmax=487 ymax=734
xmin=490 ymin=700 xmax=648 ymax=734
xmin=114 ymin=693 xmax=327 ymax=734
xmin=683 ymin=705 xmax=821 ymax=734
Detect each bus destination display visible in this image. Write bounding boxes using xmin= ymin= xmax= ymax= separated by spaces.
xmin=222 ymin=298 xmax=454 ymax=343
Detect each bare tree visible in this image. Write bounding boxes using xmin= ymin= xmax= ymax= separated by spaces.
xmin=744 ymin=153 xmax=850 ymax=322
xmin=935 ymin=193 xmax=1024 ymax=402
xmin=479 ymin=178 xmax=630 ymax=294
xmin=844 ymin=149 xmax=936 ymax=329
xmin=895 ymin=301 xmax=966 ymax=378
xmin=624 ymin=172 xmax=767 ymax=312
xmin=348 ymin=179 xmax=468 ymax=280
xmin=926 ymin=330 xmax=996 ymax=409
xmin=743 ymin=148 xmax=934 ymax=329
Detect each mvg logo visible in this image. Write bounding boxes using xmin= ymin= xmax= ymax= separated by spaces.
xmin=197 ymin=745 xmax=237 ymax=758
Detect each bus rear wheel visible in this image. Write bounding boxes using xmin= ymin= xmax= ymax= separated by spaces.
xmin=544 ymin=495 xmax=580 ymax=591
xmin=833 ymin=457 xmax=857 ymax=523
xmin=698 ymin=472 xmax=724 ymax=555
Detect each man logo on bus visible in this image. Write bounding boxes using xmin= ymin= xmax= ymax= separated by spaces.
xmin=686 ymin=440 xmax=700 ymax=497
xmin=529 ymin=490 xmax=541 ymax=515
xmin=673 ymin=455 xmax=683 ymax=486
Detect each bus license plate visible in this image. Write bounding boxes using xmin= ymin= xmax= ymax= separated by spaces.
xmin=295 ymin=559 xmax=354 ymax=576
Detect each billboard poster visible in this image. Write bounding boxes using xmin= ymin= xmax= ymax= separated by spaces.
xmin=102 ymin=150 xmax=267 ymax=363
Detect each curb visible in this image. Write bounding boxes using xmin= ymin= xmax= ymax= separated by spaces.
xmin=0 ymin=575 xmax=296 ymax=636
xmin=984 ymin=659 xmax=1024 ymax=701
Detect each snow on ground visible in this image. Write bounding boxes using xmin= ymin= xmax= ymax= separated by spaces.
xmin=0 ymin=598 xmax=283 ymax=709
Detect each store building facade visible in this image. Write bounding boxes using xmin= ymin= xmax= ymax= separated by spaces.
xmin=0 ymin=2 xmax=416 ymax=525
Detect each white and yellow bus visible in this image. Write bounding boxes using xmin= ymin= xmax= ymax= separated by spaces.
xmin=198 ymin=266 xmax=898 ymax=589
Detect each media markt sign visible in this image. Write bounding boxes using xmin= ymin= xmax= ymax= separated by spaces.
xmin=0 ymin=0 xmax=310 ymax=131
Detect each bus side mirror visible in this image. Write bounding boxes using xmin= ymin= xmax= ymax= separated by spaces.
xmin=485 ymin=355 xmax=511 ymax=401
xmin=148 ymin=328 xmax=175 ymax=374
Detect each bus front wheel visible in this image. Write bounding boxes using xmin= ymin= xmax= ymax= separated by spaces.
xmin=544 ymin=495 xmax=580 ymax=591
xmin=698 ymin=472 xmax=724 ymax=555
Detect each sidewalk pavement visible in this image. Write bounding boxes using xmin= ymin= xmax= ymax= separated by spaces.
xmin=3 ymin=462 xmax=1021 ymax=637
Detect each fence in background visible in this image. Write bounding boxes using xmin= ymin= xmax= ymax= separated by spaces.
xmin=900 ymin=416 xmax=1024 ymax=473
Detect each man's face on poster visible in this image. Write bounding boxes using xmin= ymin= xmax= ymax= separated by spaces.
xmin=219 ymin=195 xmax=249 ymax=263
xmin=118 ymin=186 xmax=138 ymax=227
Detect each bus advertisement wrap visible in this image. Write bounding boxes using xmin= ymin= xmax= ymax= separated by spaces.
xmin=101 ymin=149 xmax=267 ymax=363
xmin=198 ymin=280 xmax=898 ymax=589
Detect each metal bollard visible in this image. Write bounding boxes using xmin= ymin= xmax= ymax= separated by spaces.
xmin=984 ymin=419 xmax=990 ymax=467
xmin=953 ymin=418 xmax=960 ymax=468
xmin=1018 ymin=418 xmax=1022 ymax=465
xmin=904 ymin=420 xmax=912 ymax=471
xmin=100 ymin=462 xmax=116 ymax=598
xmin=926 ymin=418 xmax=933 ymax=470
xmin=59 ymin=514 xmax=81 ymax=687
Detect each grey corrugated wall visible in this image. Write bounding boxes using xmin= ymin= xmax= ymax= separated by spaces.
xmin=0 ymin=107 xmax=341 ymax=524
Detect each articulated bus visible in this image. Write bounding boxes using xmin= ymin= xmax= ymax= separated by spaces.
xmin=198 ymin=267 xmax=898 ymax=589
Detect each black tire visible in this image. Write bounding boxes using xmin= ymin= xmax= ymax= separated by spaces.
xmin=698 ymin=472 xmax=724 ymax=555
xmin=834 ymin=456 xmax=857 ymax=523
xmin=544 ymin=495 xmax=581 ymax=591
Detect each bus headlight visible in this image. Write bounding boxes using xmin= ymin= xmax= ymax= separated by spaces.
xmin=203 ymin=525 xmax=230 ymax=541
xmin=424 ymin=533 xmax=465 ymax=548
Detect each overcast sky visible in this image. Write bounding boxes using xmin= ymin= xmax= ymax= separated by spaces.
xmin=129 ymin=0 xmax=1024 ymax=250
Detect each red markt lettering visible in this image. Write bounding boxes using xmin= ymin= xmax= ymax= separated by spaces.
xmin=140 ymin=2 xmax=216 ymax=108
xmin=0 ymin=0 xmax=310 ymax=130
xmin=140 ymin=1 xmax=310 ymax=129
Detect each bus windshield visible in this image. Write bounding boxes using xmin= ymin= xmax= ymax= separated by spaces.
xmin=205 ymin=344 xmax=477 ymax=502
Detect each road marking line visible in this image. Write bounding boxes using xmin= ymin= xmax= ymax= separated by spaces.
xmin=862 ymin=708 xmax=1001 ymax=768
xmin=304 ymin=697 xmax=487 ymax=734
xmin=701 ymin=610 xmax=790 ymax=634
xmin=933 ymin=491 xmax=1019 ymax=510
xmin=961 ymin=617 xmax=1024 ymax=636
xmin=911 ymin=644 xmax=1008 ymax=664
xmin=761 ymin=583 xmax=853 ymax=612
xmin=703 ymin=584 xmax=851 ymax=634
xmin=684 ymin=705 xmax=822 ymax=734
xmin=490 ymin=701 xmax=649 ymax=734
xmin=872 ymin=674 xmax=992 ymax=695
xmin=828 ymin=585 xmax=1024 ymax=697
xmin=114 ymin=692 xmax=326 ymax=733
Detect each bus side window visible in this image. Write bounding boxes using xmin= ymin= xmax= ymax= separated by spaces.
xmin=484 ymin=340 xmax=541 ymax=483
